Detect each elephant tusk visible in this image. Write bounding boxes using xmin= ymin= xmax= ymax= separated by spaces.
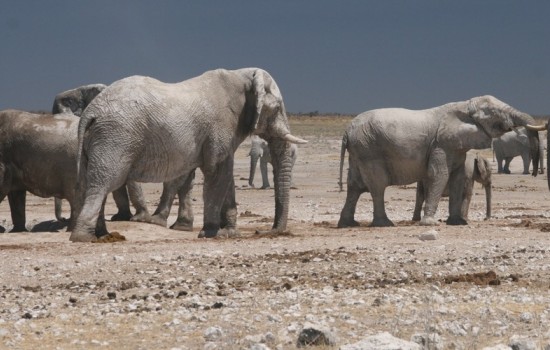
xmin=283 ymin=134 xmax=308 ymax=144
xmin=525 ymin=123 xmax=548 ymax=131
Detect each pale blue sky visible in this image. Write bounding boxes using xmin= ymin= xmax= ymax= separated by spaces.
xmin=1 ymin=1 xmax=549 ymax=115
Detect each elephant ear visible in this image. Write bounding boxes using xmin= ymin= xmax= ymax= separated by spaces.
xmin=251 ymin=70 xmax=283 ymax=131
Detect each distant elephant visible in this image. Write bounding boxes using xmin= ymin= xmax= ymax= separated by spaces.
xmin=52 ymin=83 xmax=106 ymax=116
xmin=248 ymin=135 xmax=298 ymax=189
xmin=51 ymin=83 xmax=150 ymax=223
xmin=0 ymin=110 xmax=141 ymax=232
xmin=338 ymin=95 xmax=541 ymax=228
xmin=413 ymin=153 xmax=492 ymax=222
xmin=71 ymin=68 xmax=306 ymax=242
xmin=492 ymin=127 xmax=544 ymax=175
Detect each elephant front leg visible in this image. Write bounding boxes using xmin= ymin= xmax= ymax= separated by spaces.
xmin=412 ymin=181 xmax=425 ymax=221
xmin=8 ymin=191 xmax=27 ymax=232
xmin=420 ymin=148 xmax=449 ymax=226
xmin=446 ymin=166 xmax=468 ymax=225
xmin=260 ymin=157 xmax=271 ymax=189
xmin=170 ymin=171 xmax=195 ymax=231
xmin=110 ymin=185 xmax=133 ymax=221
xmin=198 ymin=158 xmax=238 ymax=238
xmin=140 ymin=178 xmax=181 ymax=227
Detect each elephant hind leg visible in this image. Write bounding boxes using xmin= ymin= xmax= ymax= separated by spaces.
xmin=338 ymin=161 xmax=369 ymax=228
xmin=71 ymin=190 xmax=109 ymax=242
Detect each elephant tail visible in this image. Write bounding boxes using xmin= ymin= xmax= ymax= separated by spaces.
xmin=338 ymin=132 xmax=348 ymax=192
xmin=76 ymin=112 xmax=95 ymax=179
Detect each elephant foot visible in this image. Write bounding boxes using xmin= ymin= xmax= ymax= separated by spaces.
xmin=131 ymin=211 xmax=167 ymax=227
xmin=69 ymin=231 xmax=100 ymax=243
xmin=147 ymin=215 xmax=168 ymax=227
xmin=248 ymin=183 xmax=255 ymax=188
xmin=446 ymin=216 xmax=468 ymax=225
xmin=170 ymin=220 xmax=194 ymax=232
xmin=369 ymin=216 xmax=395 ymax=227
xmin=522 ymin=171 xmax=530 ymax=175
xmin=503 ymin=169 xmax=511 ymax=174
xmin=419 ymin=216 xmax=439 ymax=226
xmin=260 ymin=185 xmax=271 ymax=189
xmin=0 ymin=226 xmax=4 ymax=233
xmin=337 ymin=218 xmax=360 ymax=228
xmin=412 ymin=214 xmax=421 ymax=222
xmin=111 ymin=211 xmax=133 ymax=221
xmin=198 ymin=227 xmax=240 ymax=239
xmin=10 ymin=226 xmax=28 ymax=233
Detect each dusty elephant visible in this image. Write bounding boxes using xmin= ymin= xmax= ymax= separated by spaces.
xmin=248 ymin=135 xmax=298 ymax=189
xmin=71 ymin=68 xmax=306 ymax=242
xmin=51 ymin=83 xmax=150 ymax=223
xmin=413 ymin=153 xmax=492 ymax=222
xmin=338 ymin=95 xmax=541 ymax=228
xmin=0 ymin=110 xmax=142 ymax=232
xmin=492 ymin=127 xmax=544 ymax=175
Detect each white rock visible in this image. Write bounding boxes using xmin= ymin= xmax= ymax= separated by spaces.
xmin=419 ymin=230 xmax=439 ymax=241
xmin=204 ymin=326 xmax=223 ymax=341
xmin=341 ymin=332 xmax=421 ymax=350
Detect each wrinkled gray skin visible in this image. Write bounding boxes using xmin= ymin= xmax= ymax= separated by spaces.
xmin=0 ymin=111 xmax=84 ymax=232
xmin=338 ymin=95 xmax=540 ymax=228
xmin=249 ymin=135 xmax=298 ymax=189
xmin=492 ymin=127 xmax=544 ymax=175
xmin=52 ymin=83 xmax=150 ymax=223
xmin=71 ymin=68 xmax=306 ymax=242
xmin=413 ymin=153 xmax=492 ymax=221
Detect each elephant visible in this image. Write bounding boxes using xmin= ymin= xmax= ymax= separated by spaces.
xmin=337 ymin=95 xmax=541 ymax=228
xmin=70 ymin=67 xmax=306 ymax=242
xmin=248 ymin=135 xmax=298 ymax=189
xmin=413 ymin=153 xmax=492 ymax=222
xmin=0 ymin=110 xmax=143 ymax=232
xmin=51 ymin=83 xmax=149 ymax=223
xmin=492 ymin=127 xmax=545 ymax=175
xmin=52 ymin=83 xmax=107 ymax=116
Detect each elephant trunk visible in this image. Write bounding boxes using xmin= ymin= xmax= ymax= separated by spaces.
xmin=525 ymin=129 xmax=540 ymax=176
xmin=249 ymin=152 xmax=260 ymax=187
xmin=485 ymin=182 xmax=491 ymax=220
xmin=512 ymin=113 xmax=540 ymax=176
xmin=265 ymin=138 xmax=294 ymax=233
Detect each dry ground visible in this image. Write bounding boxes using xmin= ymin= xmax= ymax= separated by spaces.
xmin=1 ymin=116 xmax=549 ymax=349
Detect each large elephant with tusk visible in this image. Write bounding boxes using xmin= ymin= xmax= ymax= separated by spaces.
xmin=338 ymin=95 xmax=541 ymax=228
xmin=71 ymin=68 xmax=306 ymax=242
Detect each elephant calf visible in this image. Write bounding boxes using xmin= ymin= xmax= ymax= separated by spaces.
xmin=248 ymin=135 xmax=298 ymax=189
xmin=413 ymin=153 xmax=492 ymax=222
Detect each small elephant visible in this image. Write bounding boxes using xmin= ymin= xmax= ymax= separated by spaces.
xmin=71 ymin=68 xmax=306 ymax=242
xmin=413 ymin=153 xmax=492 ymax=222
xmin=338 ymin=95 xmax=541 ymax=228
xmin=248 ymin=135 xmax=297 ymax=189
xmin=492 ymin=127 xmax=544 ymax=175
xmin=51 ymin=83 xmax=150 ymax=223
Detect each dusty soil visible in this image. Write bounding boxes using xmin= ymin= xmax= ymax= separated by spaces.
xmin=1 ymin=116 xmax=550 ymax=349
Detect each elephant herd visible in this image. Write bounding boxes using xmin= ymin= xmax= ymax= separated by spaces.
xmin=0 ymin=67 xmax=547 ymax=242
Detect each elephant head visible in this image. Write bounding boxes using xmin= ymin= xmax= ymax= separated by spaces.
xmin=471 ymin=96 xmax=541 ymax=175
xmin=244 ymin=69 xmax=307 ymax=233
xmin=52 ymin=83 xmax=106 ymax=116
xmin=440 ymin=95 xmax=541 ymax=175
